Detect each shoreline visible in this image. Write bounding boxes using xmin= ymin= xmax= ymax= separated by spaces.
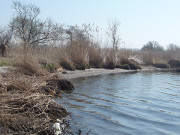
xmin=0 ymin=65 xmax=178 ymax=134
xmin=59 ymin=66 xmax=158 ymax=80
xmin=1 ymin=65 xmax=178 ymax=81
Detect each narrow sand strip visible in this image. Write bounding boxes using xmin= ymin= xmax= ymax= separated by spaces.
xmin=0 ymin=66 xmax=158 ymax=80
xmin=59 ymin=66 xmax=157 ymax=80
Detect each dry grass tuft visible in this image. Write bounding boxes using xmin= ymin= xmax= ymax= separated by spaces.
xmin=103 ymin=56 xmax=115 ymax=69
xmin=13 ymin=52 xmax=46 ymax=76
xmin=89 ymin=45 xmax=103 ymax=68
xmin=103 ymin=49 xmax=115 ymax=69
xmin=67 ymin=41 xmax=88 ymax=70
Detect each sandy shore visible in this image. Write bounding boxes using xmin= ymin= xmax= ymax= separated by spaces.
xmin=0 ymin=66 xmax=161 ymax=80
xmin=59 ymin=66 xmax=157 ymax=80
xmin=0 ymin=66 xmax=161 ymax=81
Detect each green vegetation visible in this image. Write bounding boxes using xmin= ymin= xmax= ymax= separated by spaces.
xmin=43 ymin=63 xmax=58 ymax=73
xmin=0 ymin=60 xmax=11 ymax=67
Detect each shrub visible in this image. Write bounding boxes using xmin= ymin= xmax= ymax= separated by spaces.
xmin=89 ymin=45 xmax=103 ymax=68
xmin=89 ymin=59 xmax=103 ymax=68
xmin=168 ymin=59 xmax=180 ymax=68
xmin=75 ymin=63 xmax=86 ymax=70
xmin=67 ymin=41 xmax=88 ymax=70
xmin=85 ymin=63 xmax=90 ymax=69
xmin=103 ymin=63 xmax=115 ymax=69
xmin=153 ymin=63 xmax=170 ymax=68
xmin=103 ymin=55 xmax=115 ymax=69
xmin=116 ymin=64 xmax=130 ymax=70
xmin=43 ymin=63 xmax=58 ymax=73
xmin=119 ymin=58 xmax=141 ymax=70
xmin=141 ymin=51 xmax=154 ymax=65
xmin=89 ymin=58 xmax=103 ymax=68
xmin=104 ymin=63 xmax=115 ymax=69
xmin=60 ymin=61 xmax=75 ymax=71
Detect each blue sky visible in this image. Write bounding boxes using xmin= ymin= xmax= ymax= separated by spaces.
xmin=0 ymin=0 xmax=180 ymax=48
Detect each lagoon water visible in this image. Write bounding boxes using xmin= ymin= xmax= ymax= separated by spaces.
xmin=57 ymin=71 xmax=180 ymax=135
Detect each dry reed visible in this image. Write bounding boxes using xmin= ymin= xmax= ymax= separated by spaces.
xmin=0 ymin=72 xmax=69 ymax=134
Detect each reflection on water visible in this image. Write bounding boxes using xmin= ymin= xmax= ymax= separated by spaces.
xmin=57 ymin=72 xmax=180 ymax=135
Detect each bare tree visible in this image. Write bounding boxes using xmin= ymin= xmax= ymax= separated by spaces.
xmin=0 ymin=27 xmax=12 ymax=56
xmin=141 ymin=41 xmax=164 ymax=51
xmin=167 ymin=44 xmax=180 ymax=51
xmin=65 ymin=24 xmax=92 ymax=45
xmin=107 ymin=19 xmax=121 ymax=62
xmin=10 ymin=1 xmax=56 ymax=49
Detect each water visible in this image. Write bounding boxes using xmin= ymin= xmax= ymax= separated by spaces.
xmin=57 ymin=71 xmax=180 ymax=135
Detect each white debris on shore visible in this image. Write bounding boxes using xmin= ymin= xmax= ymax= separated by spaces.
xmin=53 ymin=119 xmax=62 ymax=135
xmin=52 ymin=118 xmax=68 ymax=135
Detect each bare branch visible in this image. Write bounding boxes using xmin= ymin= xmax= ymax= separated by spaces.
xmin=107 ymin=19 xmax=121 ymax=62
xmin=0 ymin=27 xmax=12 ymax=56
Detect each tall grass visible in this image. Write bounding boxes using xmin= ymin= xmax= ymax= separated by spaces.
xmin=89 ymin=44 xmax=103 ymax=68
xmin=8 ymin=46 xmax=47 ymax=76
xmin=4 ymin=38 xmax=180 ymax=73
xmin=67 ymin=41 xmax=88 ymax=70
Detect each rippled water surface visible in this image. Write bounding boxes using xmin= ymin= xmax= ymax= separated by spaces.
xmin=57 ymin=71 xmax=180 ymax=135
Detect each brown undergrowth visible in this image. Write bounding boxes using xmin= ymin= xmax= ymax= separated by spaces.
xmin=0 ymin=93 xmax=67 ymax=134
xmin=0 ymin=69 xmax=72 ymax=134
